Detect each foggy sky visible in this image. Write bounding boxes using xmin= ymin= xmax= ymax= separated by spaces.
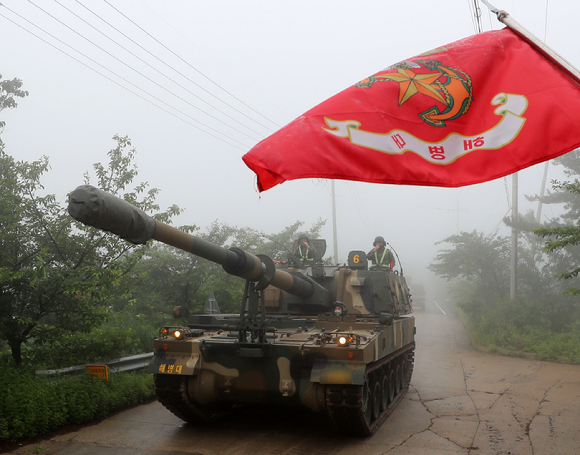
xmin=1 ymin=0 xmax=578 ymax=293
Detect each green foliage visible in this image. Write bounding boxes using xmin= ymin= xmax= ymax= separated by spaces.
xmin=0 ymin=369 xmax=154 ymax=441
xmin=0 ymin=74 xmax=28 ymax=130
xmin=429 ymin=230 xmax=510 ymax=303
xmin=23 ymin=315 xmax=157 ymax=370
xmin=535 ymin=215 xmax=580 ymax=294
xmin=462 ymin=298 xmax=580 ymax=363
xmin=0 ymin=135 xmax=180 ymax=366
xmin=531 ymin=149 xmax=580 ymax=294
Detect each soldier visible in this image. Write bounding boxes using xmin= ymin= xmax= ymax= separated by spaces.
xmin=367 ymin=236 xmax=395 ymax=270
xmin=294 ymin=233 xmax=316 ymax=263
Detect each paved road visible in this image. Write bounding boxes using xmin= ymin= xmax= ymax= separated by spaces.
xmin=9 ymin=304 xmax=580 ymax=454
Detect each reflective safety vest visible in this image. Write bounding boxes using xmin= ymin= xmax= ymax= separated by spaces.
xmin=299 ymin=245 xmax=314 ymax=261
xmin=374 ymin=248 xmax=392 ymax=267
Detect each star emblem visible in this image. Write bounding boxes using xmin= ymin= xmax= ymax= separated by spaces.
xmin=380 ymin=68 xmax=448 ymax=106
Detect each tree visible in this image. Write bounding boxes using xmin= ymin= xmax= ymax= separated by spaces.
xmin=500 ymin=210 xmax=565 ymax=301
xmin=529 ymin=150 xmax=580 ymax=223
xmin=428 ymin=230 xmax=511 ymax=308
xmin=0 ymin=74 xmax=28 ymax=131
xmin=533 ymin=150 xmax=580 ymax=295
xmin=0 ymin=134 xmax=180 ymax=366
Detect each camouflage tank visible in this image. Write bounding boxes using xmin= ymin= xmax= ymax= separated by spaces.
xmin=68 ymin=185 xmax=416 ymax=436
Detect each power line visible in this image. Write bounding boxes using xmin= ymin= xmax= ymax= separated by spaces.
xmin=104 ymin=0 xmax=281 ymax=131
xmin=54 ymin=0 xmax=265 ymax=140
xmin=346 ymin=181 xmax=372 ymax=228
xmin=27 ymin=0 xmax=259 ymax=142
xmin=468 ymin=0 xmax=484 ymax=34
xmin=503 ymin=176 xmax=511 ymax=208
xmin=0 ymin=6 xmax=248 ymax=150
xmin=73 ymin=0 xmax=274 ymax=137
xmin=543 ymin=0 xmax=549 ymax=43
xmin=139 ymin=0 xmax=289 ymax=125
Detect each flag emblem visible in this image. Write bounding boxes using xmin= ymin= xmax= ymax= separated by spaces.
xmin=356 ymin=59 xmax=473 ymax=127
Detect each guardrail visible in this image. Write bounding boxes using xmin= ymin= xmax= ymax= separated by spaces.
xmin=36 ymin=352 xmax=154 ymax=376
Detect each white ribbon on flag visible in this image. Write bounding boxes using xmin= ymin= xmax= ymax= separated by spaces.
xmin=322 ymin=93 xmax=527 ymax=164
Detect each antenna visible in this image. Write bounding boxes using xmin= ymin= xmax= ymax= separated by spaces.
xmin=387 ymin=243 xmax=404 ymax=277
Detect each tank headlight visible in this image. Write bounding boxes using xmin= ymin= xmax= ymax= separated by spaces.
xmin=173 ymin=330 xmax=183 ymax=339
xmin=337 ymin=334 xmax=356 ymax=346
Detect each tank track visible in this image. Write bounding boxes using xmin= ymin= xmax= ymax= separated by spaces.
xmin=154 ymin=374 xmax=233 ymax=423
xmin=326 ymin=343 xmax=415 ymax=436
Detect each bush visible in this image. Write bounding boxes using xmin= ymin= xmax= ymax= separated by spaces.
xmin=0 ymin=369 xmax=155 ymax=441
xmin=463 ymin=297 xmax=580 ymax=363
xmin=23 ymin=318 xmax=158 ymax=370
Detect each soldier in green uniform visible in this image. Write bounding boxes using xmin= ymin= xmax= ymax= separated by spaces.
xmin=294 ymin=233 xmax=316 ymax=264
xmin=367 ymin=236 xmax=395 ymax=270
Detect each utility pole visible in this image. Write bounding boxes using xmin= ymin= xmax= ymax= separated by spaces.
xmin=331 ymin=180 xmax=339 ymax=264
xmin=531 ymin=161 xmax=550 ymax=259
xmin=535 ymin=161 xmax=550 ymax=224
xmin=510 ymin=172 xmax=518 ymax=300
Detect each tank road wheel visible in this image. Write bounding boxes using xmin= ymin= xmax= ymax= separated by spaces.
xmin=401 ymin=356 xmax=409 ymax=389
xmin=370 ymin=375 xmax=381 ymax=421
xmin=361 ymin=378 xmax=373 ymax=425
xmin=380 ymin=369 xmax=389 ymax=411
xmin=395 ymin=363 xmax=402 ymax=395
xmin=405 ymin=350 xmax=415 ymax=386
xmin=387 ymin=367 xmax=396 ymax=404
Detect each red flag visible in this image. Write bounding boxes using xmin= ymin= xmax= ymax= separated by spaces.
xmin=243 ymin=28 xmax=580 ymax=192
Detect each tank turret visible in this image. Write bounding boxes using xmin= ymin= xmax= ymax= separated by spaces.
xmin=68 ymin=185 xmax=415 ymax=436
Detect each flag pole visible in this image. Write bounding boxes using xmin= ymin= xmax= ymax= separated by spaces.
xmin=482 ymin=0 xmax=580 ymax=84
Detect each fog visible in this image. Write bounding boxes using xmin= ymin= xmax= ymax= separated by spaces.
xmin=1 ymin=0 xmax=578 ymax=297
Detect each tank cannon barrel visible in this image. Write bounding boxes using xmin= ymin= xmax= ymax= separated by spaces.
xmin=67 ymin=185 xmax=313 ymax=299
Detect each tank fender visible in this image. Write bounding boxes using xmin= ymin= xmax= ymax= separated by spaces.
xmin=310 ymin=359 xmax=367 ymax=385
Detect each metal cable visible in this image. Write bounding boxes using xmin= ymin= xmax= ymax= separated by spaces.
xmin=27 ymin=0 xmax=259 ymax=142
xmin=73 ymin=0 xmax=273 ymax=136
xmin=0 ymin=6 xmax=248 ymax=150
xmin=104 ymin=0 xmax=279 ymax=132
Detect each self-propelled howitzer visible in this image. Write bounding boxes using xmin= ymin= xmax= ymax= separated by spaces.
xmin=68 ymin=185 xmax=415 ymax=436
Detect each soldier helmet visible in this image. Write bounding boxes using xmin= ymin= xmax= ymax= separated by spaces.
xmin=333 ymin=301 xmax=348 ymax=317
xmin=373 ymin=236 xmax=385 ymax=246
xmin=298 ymin=233 xmax=309 ymax=241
